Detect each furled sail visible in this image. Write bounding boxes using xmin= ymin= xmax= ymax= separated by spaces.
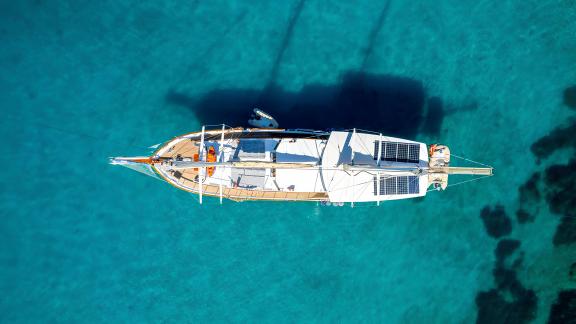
xmin=109 ymin=157 xmax=161 ymax=180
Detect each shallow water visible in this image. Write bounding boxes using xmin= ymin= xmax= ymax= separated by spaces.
xmin=1 ymin=1 xmax=575 ymax=322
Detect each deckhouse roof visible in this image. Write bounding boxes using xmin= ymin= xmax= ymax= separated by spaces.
xmin=320 ymin=131 xmax=429 ymax=203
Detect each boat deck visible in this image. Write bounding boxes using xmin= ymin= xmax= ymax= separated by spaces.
xmin=112 ymin=127 xmax=493 ymax=204
xmin=154 ymin=136 xmax=329 ymax=201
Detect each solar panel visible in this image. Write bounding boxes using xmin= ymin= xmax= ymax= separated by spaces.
xmin=373 ymin=176 xmax=420 ymax=196
xmin=397 ymin=144 xmax=408 ymax=162
xmin=374 ymin=141 xmax=420 ymax=163
xmin=408 ymin=176 xmax=419 ymax=194
xmin=373 ymin=176 xmax=387 ymax=195
xmin=385 ymin=177 xmax=397 ymax=195
xmin=384 ymin=142 xmax=397 ymax=161
xmin=397 ymin=176 xmax=408 ymax=194
xmin=408 ymin=144 xmax=419 ymax=162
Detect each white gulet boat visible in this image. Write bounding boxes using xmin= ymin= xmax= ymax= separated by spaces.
xmin=111 ymin=123 xmax=493 ymax=205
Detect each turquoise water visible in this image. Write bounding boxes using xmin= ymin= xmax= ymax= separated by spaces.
xmin=1 ymin=1 xmax=576 ymax=322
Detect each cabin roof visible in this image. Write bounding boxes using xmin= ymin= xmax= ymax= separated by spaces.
xmin=320 ymin=131 xmax=429 ymax=202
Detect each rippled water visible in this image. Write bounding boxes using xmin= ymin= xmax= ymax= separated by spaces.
xmin=1 ymin=1 xmax=575 ymax=322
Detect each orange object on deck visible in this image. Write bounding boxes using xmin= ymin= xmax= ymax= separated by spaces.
xmin=429 ymin=144 xmax=437 ymax=157
xmin=206 ymin=146 xmax=217 ymax=176
xmin=192 ymin=153 xmax=199 ymax=171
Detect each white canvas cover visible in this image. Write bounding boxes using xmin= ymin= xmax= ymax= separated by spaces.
xmin=320 ymin=131 xmax=429 ymax=203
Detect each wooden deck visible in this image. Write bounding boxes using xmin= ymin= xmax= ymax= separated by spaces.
xmin=153 ymin=136 xmax=329 ymax=202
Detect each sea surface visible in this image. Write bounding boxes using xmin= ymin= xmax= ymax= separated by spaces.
xmin=1 ymin=0 xmax=575 ymax=323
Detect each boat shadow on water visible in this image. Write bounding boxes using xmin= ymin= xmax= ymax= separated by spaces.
xmin=166 ymin=72 xmax=445 ymax=140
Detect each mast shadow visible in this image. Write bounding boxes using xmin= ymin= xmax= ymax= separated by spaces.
xmin=360 ymin=0 xmax=392 ymax=71
xmin=166 ymin=71 xmax=444 ymax=139
xmin=267 ymin=0 xmax=307 ymax=86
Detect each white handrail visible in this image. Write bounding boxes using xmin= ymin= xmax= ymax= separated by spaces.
xmin=376 ymin=173 xmax=380 ymax=206
xmin=199 ymin=126 xmax=205 ymax=204
xmin=351 ymin=128 xmax=356 ymax=208
xmin=218 ymin=124 xmax=225 ymax=204
xmin=350 ymin=128 xmax=356 ymax=164
xmin=377 ymin=133 xmax=382 ymax=166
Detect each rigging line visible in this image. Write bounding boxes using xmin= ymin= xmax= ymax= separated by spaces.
xmin=450 ymin=153 xmax=493 ymax=168
xmin=313 ymin=168 xmax=321 ymax=190
xmin=203 ymin=124 xmax=233 ymax=128
xmin=353 ymin=131 xmax=374 ymax=158
xmin=328 ymin=179 xmax=375 ymax=193
xmin=403 ymin=173 xmax=419 ymax=189
xmin=356 ymin=177 xmax=371 ymax=197
xmin=327 ymin=141 xmax=344 ymax=188
xmin=352 ymin=169 xmax=400 ymax=180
